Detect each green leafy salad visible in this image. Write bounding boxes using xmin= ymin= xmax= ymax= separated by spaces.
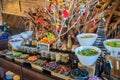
xmin=80 ymin=35 xmax=95 ymax=38
xmin=77 ymin=49 xmax=98 ymax=56
xmin=105 ymin=41 xmax=120 ymax=48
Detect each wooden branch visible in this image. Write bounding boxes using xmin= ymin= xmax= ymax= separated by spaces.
xmin=60 ymin=16 xmax=81 ymax=36
xmin=109 ymin=22 xmax=117 ymax=27
xmin=104 ymin=10 xmax=111 ymax=16
xmin=114 ymin=11 xmax=120 ymax=17
xmin=107 ymin=19 xmax=120 ymax=37
xmin=105 ymin=0 xmax=119 ymax=28
xmin=88 ymin=23 xmax=99 ymax=33
xmin=0 ymin=0 xmax=3 ymax=11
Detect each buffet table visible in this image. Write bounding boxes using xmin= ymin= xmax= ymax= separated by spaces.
xmin=0 ymin=58 xmax=60 ymax=80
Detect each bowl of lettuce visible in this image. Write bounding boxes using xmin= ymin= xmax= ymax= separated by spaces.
xmin=103 ymin=39 xmax=120 ymax=57
xmin=75 ymin=46 xmax=101 ymax=66
xmin=76 ymin=33 xmax=98 ymax=46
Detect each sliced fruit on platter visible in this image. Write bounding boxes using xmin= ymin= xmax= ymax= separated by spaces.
xmin=40 ymin=32 xmax=56 ymax=43
xmin=26 ymin=56 xmax=37 ymax=61
xmin=55 ymin=65 xmax=70 ymax=75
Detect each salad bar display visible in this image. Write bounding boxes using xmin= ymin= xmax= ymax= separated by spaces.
xmin=0 ymin=27 xmax=119 ymax=80
xmin=0 ymin=43 xmax=119 ymax=80
xmin=0 ymin=0 xmax=120 ymax=80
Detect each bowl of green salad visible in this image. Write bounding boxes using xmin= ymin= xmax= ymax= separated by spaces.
xmin=76 ymin=33 xmax=98 ymax=46
xmin=75 ymin=46 xmax=101 ymax=66
xmin=103 ymin=39 xmax=120 ymax=57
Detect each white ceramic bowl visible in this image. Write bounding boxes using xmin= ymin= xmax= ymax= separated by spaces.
xmin=9 ymin=38 xmax=23 ymax=49
xmin=103 ymin=39 xmax=120 ymax=57
xmin=75 ymin=46 xmax=101 ymax=66
xmin=21 ymin=31 xmax=33 ymax=39
xmin=76 ymin=33 xmax=98 ymax=46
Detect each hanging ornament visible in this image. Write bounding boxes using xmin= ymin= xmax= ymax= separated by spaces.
xmin=62 ymin=9 xmax=69 ymax=20
xmin=38 ymin=18 xmax=44 ymax=24
xmin=80 ymin=4 xmax=85 ymax=9
xmin=48 ymin=2 xmax=52 ymax=11
xmin=92 ymin=19 xmax=95 ymax=28
xmin=79 ymin=3 xmax=85 ymax=16
xmin=57 ymin=25 xmax=62 ymax=31
xmin=55 ymin=0 xmax=58 ymax=5
xmin=85 ymin=11 xmax=90 ymax=18
xmin=79 ymin=9 xmax=85 ymax=16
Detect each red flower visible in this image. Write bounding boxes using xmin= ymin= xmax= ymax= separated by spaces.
xmin=55 ymin=0 xmax=58 ymax=5
xmin=38 ymin=18 xmax=44 ymax=24
xmin=92 ymin=19 xmax=95 ymax=28
xmin=63 ymin=9 xmax=69 ymax=18
xmin=57 ymin=25 xmax=61 ymax=31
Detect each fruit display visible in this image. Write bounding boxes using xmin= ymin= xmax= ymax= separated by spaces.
xmin=44 ymin=62 xmax=59 ymax=70
xmin=40 ymin=32 xmax=56 ymax=43
xmin=55 ymin=65 xmax=70 ymax=75
xmin=19 ymin=54 xmax=29 ymax=59
xmin=26 ymin=56 xmax=37 ymax=61
xmin=12 ymin=52 xmax=22 ymax=57
xmin=77 ymin=49 xmax=98 ymax=56
xmin=33 ymin=59 xmax=46 ymax=66
xmin=71 ymin=68 xmax=89 ymax=79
